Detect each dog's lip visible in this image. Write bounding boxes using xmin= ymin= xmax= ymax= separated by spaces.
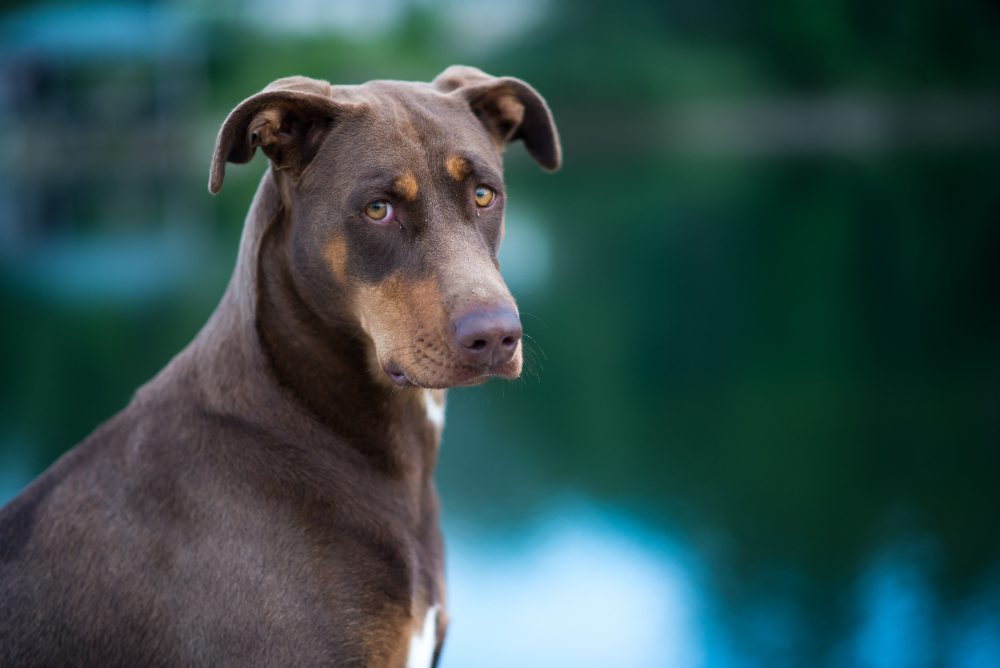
xmin=398 ymin=359 xmax=519 ymax=390
xmin=383 ymin=365 xmax=410 ymax=387
xmin=382 ymin=344 xmax=521 ymax=389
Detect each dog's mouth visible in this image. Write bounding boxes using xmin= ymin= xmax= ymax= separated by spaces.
xmin=381 ymin=352 xmax=521 ymax=390
xmin=384 ymin=366 xmax=409 ymax=387
xmin=366 ymin=294 xmax=524 ymax=390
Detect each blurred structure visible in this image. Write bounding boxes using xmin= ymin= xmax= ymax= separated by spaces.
xmin=0 ymin=3 xmax=209 ymax=302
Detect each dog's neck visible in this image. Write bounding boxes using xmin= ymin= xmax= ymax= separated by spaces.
xmin=259 ymin=204 xmax=439 ymax=477
xmin=182 ymin=170 xmax=439 ymax=481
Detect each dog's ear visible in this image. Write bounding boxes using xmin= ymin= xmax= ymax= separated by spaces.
xmin=209 ymin=76 xmax=345 ymax=194
xmin=433 ymin=65 xmax=561 ymax=172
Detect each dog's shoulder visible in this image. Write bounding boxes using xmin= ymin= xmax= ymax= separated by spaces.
xmin=0 ymin=361 xmax=230 ymax=561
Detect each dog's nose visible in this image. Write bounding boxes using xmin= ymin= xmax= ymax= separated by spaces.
xmin=453 ymin=309 xmax=522 ymax=366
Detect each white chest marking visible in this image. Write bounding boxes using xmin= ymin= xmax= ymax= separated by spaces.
xmin=423 ymin=390 xmax=445 ymax=429
xmin=406 ymin=604 xmax=439 ymax=668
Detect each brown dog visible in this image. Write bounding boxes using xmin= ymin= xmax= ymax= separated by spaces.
xmin=0 ymin=66 xmax=560 ymax=667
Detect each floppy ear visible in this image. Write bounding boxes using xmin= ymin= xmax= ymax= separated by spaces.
xmin=433 ymin=65 xmax=561 ymax=172
xmin=209 ymin=76 xmax=344 ymax=194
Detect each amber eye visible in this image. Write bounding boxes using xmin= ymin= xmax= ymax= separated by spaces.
xmin=474 ymin=186 xmax=495 ymax=207
xmin=365 ymin=201 xmax=394 ymax=222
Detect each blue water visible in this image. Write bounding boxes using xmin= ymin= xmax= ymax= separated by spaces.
xmin=438 ymin=501 xmax=1000 ymax=668
xmin=442 ymin=503 xmax=706 ymax=668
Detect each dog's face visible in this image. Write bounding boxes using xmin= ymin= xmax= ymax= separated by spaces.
xmin=210 ymin=67 xmax=560 ymax=390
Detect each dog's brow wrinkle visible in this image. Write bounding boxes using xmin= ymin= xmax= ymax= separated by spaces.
xmin=394 ymin=173 xmax=419 ymax=201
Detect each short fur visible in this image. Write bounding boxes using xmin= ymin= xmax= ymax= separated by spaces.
xmin=0 ymin=66 xmax=560 ymax=667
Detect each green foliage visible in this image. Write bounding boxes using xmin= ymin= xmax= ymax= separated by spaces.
xmin=493 ymin=0 xmax=1000 ymax=101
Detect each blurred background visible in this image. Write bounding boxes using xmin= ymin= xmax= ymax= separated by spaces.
xmin=1 ymin=0 xmax=998 ymax=665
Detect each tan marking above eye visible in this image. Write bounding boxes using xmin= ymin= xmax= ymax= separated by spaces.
xmin=394 ymin=173 xmax=419 ymax=202
xmin=445 ymin=156 xmax=470 ymax=181
xmin=474 ymin=186 xmax=495 ymax=207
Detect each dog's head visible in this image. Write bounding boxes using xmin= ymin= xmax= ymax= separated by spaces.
xmin=210 ymin=66 xmax=560 ymax=390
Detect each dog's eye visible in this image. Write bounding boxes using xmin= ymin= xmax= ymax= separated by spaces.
xmin=365 ymin=201 xmax=394 ymax=222
xmin=474 ymin=186 xmax=495 ymax=208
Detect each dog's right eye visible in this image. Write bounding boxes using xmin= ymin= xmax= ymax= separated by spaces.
xmin=365 ymin=201 xmax=394 ymax=222
xmin=474 ymin=186 xmax=495 ymax=208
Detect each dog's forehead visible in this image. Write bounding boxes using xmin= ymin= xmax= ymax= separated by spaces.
xmin=331 ymin=80 xmax=502 ymax=173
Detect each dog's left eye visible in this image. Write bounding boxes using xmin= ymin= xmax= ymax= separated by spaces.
xmin=474 ymin=186 xmax=495 ymax=208
xmin=365 ymin=201 xmax=394 ymax=222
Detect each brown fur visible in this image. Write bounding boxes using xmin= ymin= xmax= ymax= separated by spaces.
xmin=0 ymin=65 xmax=559 ymax=667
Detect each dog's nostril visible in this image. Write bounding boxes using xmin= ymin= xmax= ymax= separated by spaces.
xmin=501 ymin=335 xmax=518 ymax=349
xmin=469 ymin=339 xmax=488 ymax=351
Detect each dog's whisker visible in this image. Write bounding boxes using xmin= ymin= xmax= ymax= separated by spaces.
xmin=521 ymin=333 xmax=547 ymax=360
xmin=340 ymin=328 xmax=364 ymax=351
xmin=519 ymin=340 xmax=543 ymax=373
xmin=519 ymin=312 xmax=547 ymax=327
xmin=384 ymin=344 xmax=419 ymax=356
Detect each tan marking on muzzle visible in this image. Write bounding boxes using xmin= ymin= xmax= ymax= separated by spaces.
xmin=444 ymin=156 xmax=470 ymax=181
xmin=324 ymin=235 xmax=349 ymax=285
xmin=394 ymin=173 xmax=419 ymax=202
xmin=357 ymin=273 xmax=446 ymax=366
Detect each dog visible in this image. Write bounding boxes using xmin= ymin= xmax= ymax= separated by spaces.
xmin=0 ymin=65 xmax=560 ymax=667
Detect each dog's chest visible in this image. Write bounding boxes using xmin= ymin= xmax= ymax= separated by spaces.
xmin=405 ymin=604 xmax=440 ymax=668
xmin=423 ymin=389 xmax=446 ymax=429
